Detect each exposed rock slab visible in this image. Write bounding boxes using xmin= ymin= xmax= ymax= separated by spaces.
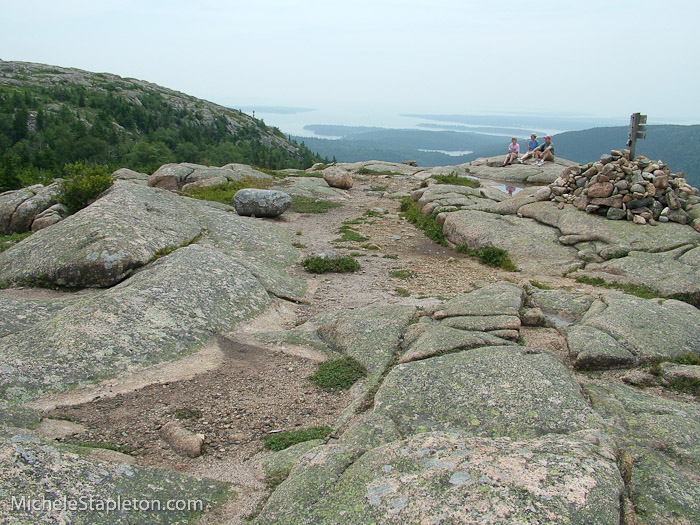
xmin=519 ymin=200 xmax=700 ymax=253
xmin=587 ymin=383 xmax=700 ymax=524
xmin=0 ymin=245 xmax=271 ymax=408
xmin=0 ymin=428 xmax=229 ymax=524
xmin=270 ymin=176 xmax=348 ymax=201
xmin=0 ymin=182 xmax=305 ymax=301
xmin=317 ymin=305 xmax=416 ymax=380
xmin=374 ymin=346 xmax=601 ymax=439
xmin=399 ymin=323 xmax=510 ymax=363
xmin=0 ymin=293 xmax=74 ymax=337
xmin=574 ymin=245 xmax=700 ymax=299
xmin=567 ymin=325 xmax=637 ymax=370
xmin=466 ymin=156 xmax=577 ymax=184
xmin=433 ymin=282 xmax=524 ymax=319
xmin=255 ymin=430 xmax=622 ymax=524
xmin=573 ymin=294 xmax=700 ymax=363
xmin=0 ymin=181 xmax=203 ymax=288
xmin=442 ymin=209 xmax=582 ymax=275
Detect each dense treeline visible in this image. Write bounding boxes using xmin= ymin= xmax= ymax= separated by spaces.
xmin=0 ymin=82 xmax=324 ymax=191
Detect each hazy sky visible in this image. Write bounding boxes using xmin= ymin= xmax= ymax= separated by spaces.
xmin=2 ymin=0 xmax=699 ymax=123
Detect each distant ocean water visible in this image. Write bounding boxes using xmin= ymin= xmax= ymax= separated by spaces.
xmin=240 ymin=106 xmax=632 ymax=141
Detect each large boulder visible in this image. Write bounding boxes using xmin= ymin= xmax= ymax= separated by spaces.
xmin=322 ymin=166 xmax=354 ymax=189
xmin=0 ymin=183 xmax=61 ymax=234
xmin=233 ymin=189 xmax=292 ymax=217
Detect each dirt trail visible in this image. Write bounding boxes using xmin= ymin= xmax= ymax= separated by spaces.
xmin=42 ymin=173 xmax=587 ymax=523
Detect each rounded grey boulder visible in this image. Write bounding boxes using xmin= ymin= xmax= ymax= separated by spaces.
xmin=233 ymin=189 xmax=292 ymax=217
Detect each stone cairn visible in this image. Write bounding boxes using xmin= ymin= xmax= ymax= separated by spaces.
xmin=548 ymin=149 xmax=699 ymax=227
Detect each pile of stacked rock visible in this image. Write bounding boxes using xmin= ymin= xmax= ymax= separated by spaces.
xmin=547 ymin=149 xmax=699 ymax=227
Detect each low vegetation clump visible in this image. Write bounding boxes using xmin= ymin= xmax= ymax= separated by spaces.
xmin=529 ymin=280 xmax=552 ymax=290
xmin=291 ymin=196 xmax=343 ymax=214
xmin=183 ymin=176 xmax=272 ymax=204
xmin=395 ymin=287 xmax=411 ymax=297
xmin=0 ymin=232 xmax=32 ymax=253
xmin=72 ymin=440 xmax=138 ymax=456
xmin=647 ymin=354 xmax=700 ymax=397
xmin=456 ymin=244 xmax=517 ymax=271
xmin=399 ymin=197 xmax=446 ymax=246
xmin=263 ymin=426 xmax=331 ymax=451
xmin=310 ymin=356 xmax=367 ymax=391
xmin=333 ymin=225 xmax=368 ymax=243
xmin=431 ymin=173 xmax=480 ymax=188
xmin=301 ymin=255 xmax=360 ymax=274
xmin=575 ymin=276 xmax=660 ymax=300
xmin=58 ymin=162 xmax=113 ymax=214
xmin=357 ymin=167 xmax=401 ymax=176
xmin=171 ymin=408 xmax=203 ymax=420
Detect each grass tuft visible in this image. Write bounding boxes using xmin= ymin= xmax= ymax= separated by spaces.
xmin=310 ymin=356 xmax=367 ymax=391
xmin=302 ymin=255 xmax=360 ymax=274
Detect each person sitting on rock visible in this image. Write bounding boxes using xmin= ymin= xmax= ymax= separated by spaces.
xmin=519 ymin=134 xmax=539 ymax=163
xmin=503 ymin=137 xmax=520 ymax=166
xmin=534 ymin=136 xmax=554 ymax=166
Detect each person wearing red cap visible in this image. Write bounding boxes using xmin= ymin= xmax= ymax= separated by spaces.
xmin=534 ymin=136 xmax=554 ymax=166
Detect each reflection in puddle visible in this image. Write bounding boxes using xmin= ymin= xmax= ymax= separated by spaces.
xmin=493 ymin=184 xmax=523 ymax=196
xmin=544 ymin=313 xmax=573 ymax=327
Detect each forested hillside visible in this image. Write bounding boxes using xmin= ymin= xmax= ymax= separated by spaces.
xmin=0 ymin=61 xmax=323 ymax=190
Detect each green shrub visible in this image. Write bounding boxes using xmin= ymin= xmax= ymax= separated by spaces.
xmin=263 ymin=426 xmax=331 ymax=451
xmin=473 ymin=246 xmax=517 ymax=271
xmin=395 ymin=287 xmax=411 ymax=297
xmin=458 ymin=245 xmax=517 ymax=271
xmin=58 ymin=162 xmax=113 ymax=214
xmin=301 ymin=255 xmax=360 ymax=274
xmin=310 ymin=356 xmax=367 ymax=391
